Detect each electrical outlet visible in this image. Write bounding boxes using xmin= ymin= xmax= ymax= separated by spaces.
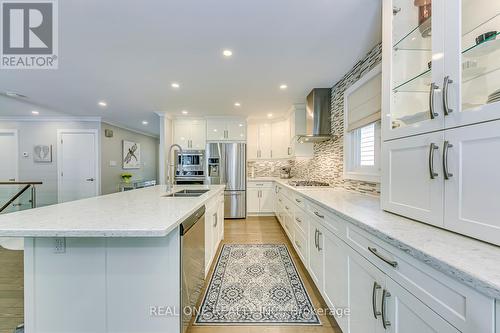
xmin=54 ymin=237 xmax=66 ymax=254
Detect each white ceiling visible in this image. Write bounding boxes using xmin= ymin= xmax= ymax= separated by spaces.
xmin=0 ymin=0 xmax=382 ymax=135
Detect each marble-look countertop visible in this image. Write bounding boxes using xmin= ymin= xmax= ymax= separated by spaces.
xmin=270 ymin=178 xmax=500 ymax=299
xmin=0 ymin=185 xmax=225 ymax=237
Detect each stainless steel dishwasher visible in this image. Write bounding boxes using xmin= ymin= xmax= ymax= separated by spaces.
xmin=180 ymin=206 xmax=205 ymax=333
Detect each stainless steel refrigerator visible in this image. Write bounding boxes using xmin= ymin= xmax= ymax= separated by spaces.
xmin=206 ymin=143 xmax=246 ymax=218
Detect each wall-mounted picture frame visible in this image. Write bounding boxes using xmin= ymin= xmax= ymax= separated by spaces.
xmin=123 ymin=140 xmax=141 ymax=169
xmin=33 ymin=145 xmax=53 ymax=163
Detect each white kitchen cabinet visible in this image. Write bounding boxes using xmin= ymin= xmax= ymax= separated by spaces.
xmin=322 ymin=228 xmax=349 ymax=333
xmin=173 ymin=119 xmax=206 ymax=150
xmin=385 ymin=277 xmax=460 ymax=333
xmin=443 ymin=120 xmax=500 ymax=246
xmin=308 ymin=218 xmax=323 ymax=288
xmin=271 ymin=119 xmax=290 ymax=159
xmin=381 ymin=131 xmax=444 ymax=227
xmin=205 ymin=195 xmax=224 ymax=276
xmin=383 ymin=0 xmax=500 ymax=141
xmin=206 ymin=118 xmax=246 ymax=141
xmin=247 ymin=182 xmax=274 ymax=214
xmin=247 ymin=122 xmax=259 ymax=160
xmin=287 ymin=104 xmax=313 ymax=158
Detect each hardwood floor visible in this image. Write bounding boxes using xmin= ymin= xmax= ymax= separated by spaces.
xmin=187 ymin=216 xmax=342 ymax=333
xmin=0 ymin=247 xmax=23 ymax=333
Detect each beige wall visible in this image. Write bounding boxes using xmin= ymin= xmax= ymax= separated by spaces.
xmin=100 ymin=123 xmax=159 ymax=195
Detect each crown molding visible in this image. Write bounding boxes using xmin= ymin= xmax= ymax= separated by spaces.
xmin=0 ymin=116 xmax=102 ymax=122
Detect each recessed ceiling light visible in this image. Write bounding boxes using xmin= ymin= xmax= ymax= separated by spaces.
xmin=279 ymin=84 xmax=288 ymax=90
xmin=98 ymin=101 xmax=107 ymax=107
xmin=223 ymin=49 xmax=233 ymax=57
xmin=171 ymin=82 xmax=180 ymax=89
xmin=181 ymin=110 xmax=188 ymax=115
xmin=234 ymin=102 xmax=241 ymax=107
xmin=142 ymin=121 xmax=149 ymax=125
xmin=31 ymin=110 xmax=39 ymax=115
xmin=267 ymin=113 xmax=273 ymax=118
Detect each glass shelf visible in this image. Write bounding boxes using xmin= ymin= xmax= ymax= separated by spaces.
xmin=463 ymin=33 xmax=500 ymax=58
xmin=393 ymin=69 xmax=431 ymax=93
xmin=393 ymin=20 xmax=432 ymax=51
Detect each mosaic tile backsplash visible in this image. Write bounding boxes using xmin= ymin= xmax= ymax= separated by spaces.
xmin=247 ymin=43 xmax=382 ymax=195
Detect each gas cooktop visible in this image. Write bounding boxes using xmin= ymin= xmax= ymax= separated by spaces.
xmin=287 ymin=180 xmax=330 ymax=187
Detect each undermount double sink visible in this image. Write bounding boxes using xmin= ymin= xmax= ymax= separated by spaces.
xmin=163 ymin=189 xmax=210 ymax=198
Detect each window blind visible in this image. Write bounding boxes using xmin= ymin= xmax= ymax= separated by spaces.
xmin=347 ymin=72 xmax=382 ymax=132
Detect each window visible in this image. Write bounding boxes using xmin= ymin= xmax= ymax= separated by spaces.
xmin=343 ymin=64 xmax=381 ymax=183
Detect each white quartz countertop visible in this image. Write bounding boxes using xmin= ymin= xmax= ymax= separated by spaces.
xmin=0 ymin=185 xmax=225 ymax=237
xmin=272 ymin=179 xmax=500 ymax=299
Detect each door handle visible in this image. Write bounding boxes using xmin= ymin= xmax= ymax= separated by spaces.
xmin=443 ymin=76 xmax=453 ymax=116
xmin=368 ymin=247 xmax=398 ymax=267
xmin=86 ymin=178 xmax=95 ymax=182
xmin=372 ymin=282 xmax=382 ymax=319
xmin=443 ymin=141 xmax=453 ymax=180
xmin=428 ymin=143 xmax=438 ymax=179
xmin=429 ymin=83 xmax=439 ymax=119
xmin=381 ymin=289 xmax=391 ymax=329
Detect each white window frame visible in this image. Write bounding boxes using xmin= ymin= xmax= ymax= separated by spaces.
xmin=343 ymin=64 xmax=382 ymax=183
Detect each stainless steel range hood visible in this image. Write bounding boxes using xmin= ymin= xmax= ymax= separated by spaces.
xmin=297 ymin=88 xmax=332 ymax=143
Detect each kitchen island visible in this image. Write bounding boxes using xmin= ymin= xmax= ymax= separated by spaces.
xmin=0 ymin=185 xmax=225 ymax=333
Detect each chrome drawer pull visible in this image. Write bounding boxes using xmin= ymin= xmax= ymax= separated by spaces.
xmin=368 ymin=247 xmax=398 ymax=267
xmin=295 ymin=198 xmax=302 ymax=203
xmin=314 ymin=211 xmax=324 ymax=219
xmin=372 ymin=282 xmax=381 ymax=319
xmin=382 ymin=289 xmax=391 ymax=329
xmin=295 ymin=217 xmax=302 ymax=223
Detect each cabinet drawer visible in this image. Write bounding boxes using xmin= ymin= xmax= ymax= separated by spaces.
xmin=294 ymin=209 xmax=307 ymax=234
xmin=247 ymin=181 xmax=274 ymax=188
xmin=291 ymin=193 xmax=306 ymax=210
xmin=293 ymin=227 xmax=307 ymax=263
xmin=306 ymin=201 xmax=346 ymax=237
xmin=346 ymin=224 xmax=494 ymax=333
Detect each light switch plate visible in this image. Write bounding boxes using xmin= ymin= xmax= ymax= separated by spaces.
xmin=109 ymin=160 xmax=117 ymax=167
xmin=22 ymin=152 xmax=29 ymax=157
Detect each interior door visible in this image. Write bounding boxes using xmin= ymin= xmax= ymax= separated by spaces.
xmin=444 ymin=120 xmax=500 ymax=246
xmin=348 ymin=248 xmax=386 ymax=333
xmin=59 ymin=131 xmax=98 ymax=203
xmin=381 ymin=131 xmax=444 ymax=227
xmin=385 ymin=277 xmax=460 ymax=333
xmin=0 ymin=130 xmax=19 ymax=212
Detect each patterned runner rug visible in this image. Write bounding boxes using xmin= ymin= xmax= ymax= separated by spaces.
xmin=195 ymin=244 xmax=320 ymax=325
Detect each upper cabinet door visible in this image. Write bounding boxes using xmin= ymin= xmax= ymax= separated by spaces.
xmin=189 ymin=120 xmax=207 ymax=149
xmin=226 ymin=120 xmax=247 ymax=141
xmin=444 ymin=120 xmax=500 ymax=246
xmin=444 ymin=0 xmax=500 ymax=129
xmin=383 ymin=0 xmax=445 ymax=140
xmin=247 ymin=122 xmax=259 ymax=159
xmin=206 ymin=119 xmax=226 ymax=141
xmin=271 ymin=120 xmax=289 ymax=159
xmin=173 ymin=120 xmax=191 ymax=150
xmin=258 ymin=123 xmax=272 ymax=159
xmin=381 ymin=131 xmax=444 ymax=227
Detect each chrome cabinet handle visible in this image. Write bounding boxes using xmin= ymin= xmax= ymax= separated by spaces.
xmin=295 ymin=217 xmax=302 ymax=223
xmin=429 ymin=83 xmax=439 ymax=119
xmin=317 ymin=231 xmax=322 ymax=251
xmin=368 ymin=247 xmax=398 ymax=267
xmin=314 ymin=211 xmax=324 ymax=219
xmin=428 ymin=143 xmax=439 ymax=179
xmin=443 ymin=76 xmax=453 ymax=116
xmin=295 ymin=198 xmax=302 ymax=203
xmin=443 ymin=141 xmax=453 ymax=180
xmin=382 ymin=289 xmax=391 ymax=329
xmin=372 ymin=282 xmax=382 ymax=319
xmin=213 ymin=213 xmax=217 ymax=227
xmin=314 ymin=229 xmax=318 ymax=249
xmin=86 ymin=178 xmax=95 ymax=182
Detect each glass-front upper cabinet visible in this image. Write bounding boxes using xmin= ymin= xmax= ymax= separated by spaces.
xmin=384 ymin=0 xmax=445 ymax=140
xmin=444 ymin=0 xmax=500 ymax=128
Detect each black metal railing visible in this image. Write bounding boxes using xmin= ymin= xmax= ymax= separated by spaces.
xmin=0 ymin=181 xmax=42 ymax=214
